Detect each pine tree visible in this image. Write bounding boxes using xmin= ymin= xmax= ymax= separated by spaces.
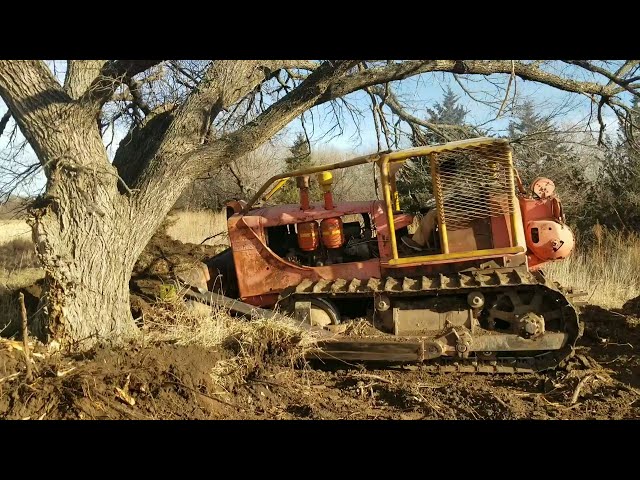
xmin=427 ymin=87 xmax=468 ymax=126
xmin=508 ymin=100 xmax=592 ymax=233
xmin=285 ymin=132 xmax=311 ymax=170
xmin=396 ymin=87 xmax=475 ymax=213
xmin=275 ymin=133 xmax=322 ymax=204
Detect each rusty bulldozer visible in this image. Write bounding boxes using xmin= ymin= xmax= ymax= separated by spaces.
xmin=190 ymin=137 xmax=585 ymax=373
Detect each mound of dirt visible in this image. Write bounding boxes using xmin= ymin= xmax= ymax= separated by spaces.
xmin=3 ymin=231 xmax=639 ymax=420
xmin=2 ymin=303 xmax=639 ymax=420
xmin=622 ymin=295 xmax=640 ymax=316
xmin=1 ymin=342 xmax=234 ymax=420
xmin=131 ymin=233 xmax=227 ymax=298
xmin=2 ymin=232 xmax=230 ymax=332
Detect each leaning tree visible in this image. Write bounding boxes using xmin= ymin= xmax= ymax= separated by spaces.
xmin=0 ymin=60 xmax=638 ymax=347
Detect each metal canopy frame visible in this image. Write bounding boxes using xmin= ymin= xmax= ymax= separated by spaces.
xmin=243 ymin=137 xmax=525 ymax=265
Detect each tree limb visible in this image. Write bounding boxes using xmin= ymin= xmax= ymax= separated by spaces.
xmin=369 ymin=85 xmax=470 ymax=141
xmin=63 ymin=60 xmax=107 ymax=99
xmin=188 ymin=61 xmax=359 ymax=169
xmin=564 ymin=60 xmax=640 ymax=98
xmin=80 ymin=60 xmax=164 ymax=110
xmin=0 ymin=60 xmax=75 ymax=169
xmin=0 ymin=110 xmax=10 ymax=136
xmin=324 ymin=60 xmax=622 ymax=105
xmin=177 ymin=59 xmax=631 ymax=179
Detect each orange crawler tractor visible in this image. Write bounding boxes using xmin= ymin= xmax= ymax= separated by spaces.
xmin=208 ymin=138 xmax=583 ymax=372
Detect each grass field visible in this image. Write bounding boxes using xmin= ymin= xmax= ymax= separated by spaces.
xmin=546 ymin=229 xmax=640 ymax=309
xmin=165 ymin=210 xmax=229 ymax=247
xmin=0 ymin=219 xmax=31 ymax=244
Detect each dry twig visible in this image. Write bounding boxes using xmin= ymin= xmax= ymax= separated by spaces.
xmin=18 ymin=292 xmax=33 ymax=382
xmin=571 ymin=374 xmax=593 ymax=405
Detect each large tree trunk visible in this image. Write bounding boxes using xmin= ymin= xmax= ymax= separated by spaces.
xmin=28 ymin=174 xmax=149 ymax=346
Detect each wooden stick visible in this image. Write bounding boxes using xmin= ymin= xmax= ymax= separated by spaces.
xmin=18 ymin=292 xmax=33 ymax=383
xmin=571 ymin=374 xmax=593 ymax=405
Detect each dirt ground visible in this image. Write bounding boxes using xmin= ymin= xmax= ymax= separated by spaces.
xmin=1 ymin=303 xmax=639 ymax=420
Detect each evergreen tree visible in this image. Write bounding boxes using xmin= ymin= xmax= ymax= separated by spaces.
xmin=426 ymin=87 xmax=468 ymax=126
xmin=508 ymin=101 xmax=573 ymax=182
xmin=508 ymin=100 xmax=592 ymax=234
xmin=285 ymin=132 xmax=311 ymax=170
xmin=275 ymin=133 xmax=322 ymax=204
xmin=396 ymin=87 xmax=476 ymax=213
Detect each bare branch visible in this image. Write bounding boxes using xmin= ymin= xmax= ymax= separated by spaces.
xmin=495 ymin=60 xmax=515 ymax=119
xmin=369 ymin=85 xmax=467 ymax=142
xmin=80 ymin=60 xmax=165 ymax=109
xmin=188 ymin=61 xmax=360 ymax=173
xmin=0 ymin=110 xmax=10 ymax=136
xmin=324 ymin=60 xmax=623 ymax=106
xmin=117 ymin=60 xmax=305 ymax=193
xmin=280 ymin=60 xmax=319 ymax=71
xmin=565 ymin=60 xmax=640 ymax=98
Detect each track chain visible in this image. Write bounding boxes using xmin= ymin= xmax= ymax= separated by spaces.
xmin=283 ymin=267 xmax=581 ymax=374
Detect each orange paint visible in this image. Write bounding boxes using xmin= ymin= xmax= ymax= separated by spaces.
xmin=296 ymin=221 xmax=320 ymax=251
xmin=519 ymin=195 xmax=574 ymax=268
xmin=320 ymin=218 xmax=344 ymax=249
xmin=323 ymin=191 xmax=334 ymax=210
xmin=299 ymin=188 xmax=310 ymax=210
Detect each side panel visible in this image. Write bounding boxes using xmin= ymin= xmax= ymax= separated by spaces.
xmin=228 ymin=205 xmax=381 ymax=305
xmin=373 ymin=201 xmax=414 ymax=260
xmin=447 ymin=218 xmax=493 ymax=252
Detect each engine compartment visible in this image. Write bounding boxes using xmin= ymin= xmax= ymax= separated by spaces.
xmin=265 ymin=213 xmax=379 ymax=267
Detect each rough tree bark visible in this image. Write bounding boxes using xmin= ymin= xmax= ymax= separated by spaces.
xmin=0 ymin=60 xmax=355 ymax=347
xmin=0 ymin=59 xmax=635 ymax=348
xmin=0 ymin=61 xmax=143 ymax=343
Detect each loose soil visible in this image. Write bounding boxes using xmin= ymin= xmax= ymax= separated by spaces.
xmin=1 ymin=304 xmax=639 ymax=420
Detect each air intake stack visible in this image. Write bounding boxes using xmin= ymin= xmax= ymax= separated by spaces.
xmin=317 ymin=171 xmax=334 ymax=210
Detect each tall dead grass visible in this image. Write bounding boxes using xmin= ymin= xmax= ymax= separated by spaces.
xmin=142 ymin=294 xmax=313 ymax=388
xmin=165 ymin=210 xmax=228 ymax=247
xmin=546 ymin=228 xmax=640 ymax=309
xmin=0 ymin=220 xmax=31 ymax=244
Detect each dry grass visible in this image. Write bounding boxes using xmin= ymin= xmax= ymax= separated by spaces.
xmin=0 ymin=221 xmax=43 ymax=336
xmin=0 ymin=220 xmax=31 ymax=245
xmin=0 ymin=239 xmax=39 ymax=271
xmin=0 ymin=220 xmax=43 ymax=335
xmin=142 ymin=293 xmax=313 ymax=387
xmin=144 ymin=296 xmax=310 ymax=349
xmin=165 ymin=210 xmax=228 ymax=247
xmin=546 ymin=229 xmax=640 ymax=309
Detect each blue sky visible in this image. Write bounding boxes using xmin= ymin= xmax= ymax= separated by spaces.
xmin=297 ymin=66 xmax=621 ymax=153
xmin=0 ymin=61 xmax=625 ymax=197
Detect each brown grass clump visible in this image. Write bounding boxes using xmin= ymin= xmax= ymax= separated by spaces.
xmin=546 ymin=228 xmax=640 ymax=309
xmin=0 ymin=220 xmax=43 ymax=335
xmin=0 ymin=219 xmax=30 ymax=243
xmin=0 ymin=268 xmax=44 ymax=337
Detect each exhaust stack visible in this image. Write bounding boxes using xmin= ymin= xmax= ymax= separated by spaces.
xmin=296 ymin=175 xmax=311 ymax=210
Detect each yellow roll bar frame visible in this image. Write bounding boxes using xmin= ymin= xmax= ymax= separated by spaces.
xmin=244 ymin=137 xmax=526 ymax=264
